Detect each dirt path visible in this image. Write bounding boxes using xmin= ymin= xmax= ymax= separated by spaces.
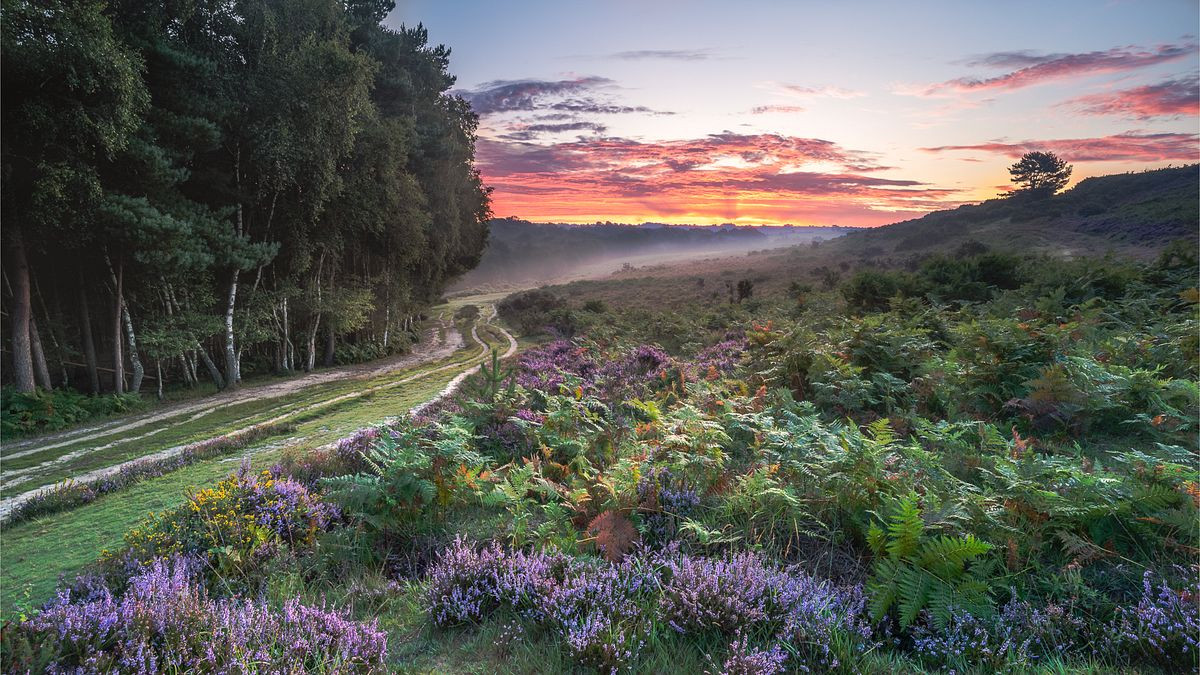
xmin=0 ymin=310 xmax=516 ymax=521
xmin=2 ymin=320 xmax=462 ymax=461
xmin=411 ymin=305 xmax=518 ymax=417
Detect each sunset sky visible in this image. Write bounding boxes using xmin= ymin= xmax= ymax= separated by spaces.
xmin=388 ymin=1 xmax=1199 ymax=227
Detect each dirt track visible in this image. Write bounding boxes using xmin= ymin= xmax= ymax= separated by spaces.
xmin=0 ymin=309 xmax=516 ymax=521
xmin=2 ymin=320 xmax=463 ymax=460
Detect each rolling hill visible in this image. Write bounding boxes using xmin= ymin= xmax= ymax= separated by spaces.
xmin=833 ymin=164 xmax=1198 ymax=260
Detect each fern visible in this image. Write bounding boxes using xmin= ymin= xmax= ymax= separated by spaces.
xmin=885 ymin=494 xmax=924 ymax=559
xmin=321 ymin=420 xmax=482 ymax=534
xmin=586 ymin=510 xmax=638 ymax=561
xmin=867 ymin=494 xmax=995 ymax=628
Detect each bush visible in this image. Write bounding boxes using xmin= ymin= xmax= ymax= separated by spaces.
xmin=2 ymin=556 xmax=386 ymax=673
xmin=1 ymin=388 xmax=142 ymax=437
xmin=498 ymin=288 xmax=577 ymax=335
xmin=321 ymin=420 xmax=484 ymax=535
xmin=423 ymin=541 xmax=872 ymax=672
xmin=454 ymin=304 xmax=481 ymax=321
xmin=841 ymin=269 xmax=923 ymax=312
xmin=120 ymin=466 xmax=338 ymax=577
xmin=919 ymin=252 xmax=1024 ymax=304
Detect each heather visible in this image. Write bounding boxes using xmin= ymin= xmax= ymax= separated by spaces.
xmin=6 ymin=249 xmax=1199 ymax=673
xmin=117 ymin=464 xmax=339 ymax=578
xmin=422 ymin=539 xmax=872 ymax=673
xmin=2 ymin=556 xmax=386 ymax=673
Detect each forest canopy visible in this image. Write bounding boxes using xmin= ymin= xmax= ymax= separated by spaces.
xmin=1 ymin=0 xmax=491 ymax=396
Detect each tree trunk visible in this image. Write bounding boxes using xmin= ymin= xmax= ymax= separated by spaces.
xmin=7 ymin=227 xmax=36 ymax=392
xmin=39 ymin=279 xmax=69 ymax=387
xmin=111 ymin=259 xmax=125 ymax=394
xmin=182 ymin=352 xmax=197 ymax=387
xmin=160 ymin=282 xmax=192 ymax=388
xmin=282 ymin=297 xmax=293 ymax=371
xmin=304 ymin=251 xmax=325 ymax=372
xmin=305 ymin=314 xmax=321 ymax=372
xmin=122 ymin=304 xmax=144 ymax=393
xmin=179 ymin=353 xmax=195 ymax=387
xmin=223 ymin=269 xmax=239 ymax=388
xmin=78 ymin=282 xmax=100 ymax=394
xmin=156 ymin=359 xmax=164 ymax=400
xmin=196 ymin=343 xmax=225 ymax=389
xmin=29 ymin=318 xmax=53 ymax=390
xmin=323 ymin=326 xmax=335 ymax=367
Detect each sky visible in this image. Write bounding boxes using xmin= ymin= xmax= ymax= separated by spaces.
xmin=386 ymin=0 xmax=1200 ymax=227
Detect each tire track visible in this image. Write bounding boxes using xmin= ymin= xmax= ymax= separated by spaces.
xmin=0 ymin=309 xmax=517 ymax=521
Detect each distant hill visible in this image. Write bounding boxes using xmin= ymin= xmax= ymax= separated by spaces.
xmin=452 ymin=219 xmax=851 ymax=290
xmin=833 ymin=165 xmax=1199 ymax=260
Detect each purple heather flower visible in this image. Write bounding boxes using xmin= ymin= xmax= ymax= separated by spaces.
xmin=16 ymin=556 xmax=385 ymax=673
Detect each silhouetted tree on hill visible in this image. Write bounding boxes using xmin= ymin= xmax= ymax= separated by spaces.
xmin=1008 ymin=151 xmax=1072 ymax=198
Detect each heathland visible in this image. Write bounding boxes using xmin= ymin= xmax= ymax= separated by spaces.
xmin=2 ymin=1 xmax=1198 ymax=671
xmin=4 ymin=163 xmax=1197 ymax=673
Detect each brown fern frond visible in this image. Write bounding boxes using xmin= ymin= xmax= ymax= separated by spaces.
xmin=586 ymin=510 xmax=638 ymax=562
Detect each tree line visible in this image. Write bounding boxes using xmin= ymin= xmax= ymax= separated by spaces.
xmin=2 ymin=0 xmax=490 ymax=397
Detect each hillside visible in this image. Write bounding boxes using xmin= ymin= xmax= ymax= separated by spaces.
xmin=833 ymin=164 xmax=1199 ymax=260
xmin=507 ymin=165 xmax=1198 ymax=317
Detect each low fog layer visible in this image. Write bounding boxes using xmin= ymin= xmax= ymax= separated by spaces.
xmin=452 ymin=218 xmax=852 ymax=291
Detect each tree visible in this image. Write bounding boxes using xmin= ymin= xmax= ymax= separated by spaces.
xmin=2 ymin=0 xmax=148 ymax=393
xmin=735 ymin=278 xmax=755 ymax=303
xmin=1007 ymin=151 xmax=1072 ymax=198
xmin=1 ymin=0 xmax=490 ymax=402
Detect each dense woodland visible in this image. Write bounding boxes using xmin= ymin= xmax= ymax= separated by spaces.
xmin=1 ymin=0 xmax=490 ymax=401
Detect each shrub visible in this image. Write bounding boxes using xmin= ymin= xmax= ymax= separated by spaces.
xmin=866 ymin=494 xmax=994 ymax=628
xmin=423 ymin=541 xmax=872 ymax=672
xmin=121 ymin=466 xmax=338 ymax=576
xmin=909 ymin=591 xmax=1088 ymax=670
xmin=2 ymin=556 xmax=386 ymax=673
xmin=322 ymin=420 xmax=484 ymax=535
xmin=841 ymin=269 xmax=923 ymax=312
xmin=454 ymin=304 xmax=481 ymax=321
xmin=1106 ymin=570 xmax=1200 ymax=667
xmin=715 ymin=632 xmax=788 ymax=675
xmin=1 ymin=388 xmax=142 ymax=437
xmin=498 ymin=289 xmax=576 ymax=335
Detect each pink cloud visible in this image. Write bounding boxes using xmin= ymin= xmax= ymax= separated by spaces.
xmin=1062 ymin=76 xmax=1199 ymax=119
xmin=779 ymin=84 xmax=866 ymax=99
xmin=476 ymin=133 xmax=964 ymax=226
xmin=920 ymin=132 xmax=1199 ymax=162
xmin=916 ymin=42 xmax=1196 ymax=96
xmin=750 ymin=105 xmax=807 ymax=114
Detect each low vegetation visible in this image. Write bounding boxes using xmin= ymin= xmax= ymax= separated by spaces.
xmin=5 ymin=240 xmax=1196 ymax=673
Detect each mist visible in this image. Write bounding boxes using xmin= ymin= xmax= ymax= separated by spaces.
xmin=450 ymin=218 xmax=852 ymax=292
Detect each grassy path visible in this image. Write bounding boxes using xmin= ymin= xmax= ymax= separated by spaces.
xmin=0 ymin=298 xmax=516 ymax=616
xmin=1 ymin=321 xmax=463 ymax=496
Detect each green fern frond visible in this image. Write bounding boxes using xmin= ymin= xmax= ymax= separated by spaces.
xmin=896 ymin=565 xmax=931 ymax=628
xmin=867 ymin=522 xmax=887 ymax=555
xmin=886 ymin=494 xmax=924 ymax=559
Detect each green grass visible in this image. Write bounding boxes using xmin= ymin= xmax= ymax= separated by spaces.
xmin=1 ymin=329 xmax=491 ymax=497
xmin=0 ymin=307 xmax=515 ymax=618
xmin=0 ymin=371 xmax=461 ymax=618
